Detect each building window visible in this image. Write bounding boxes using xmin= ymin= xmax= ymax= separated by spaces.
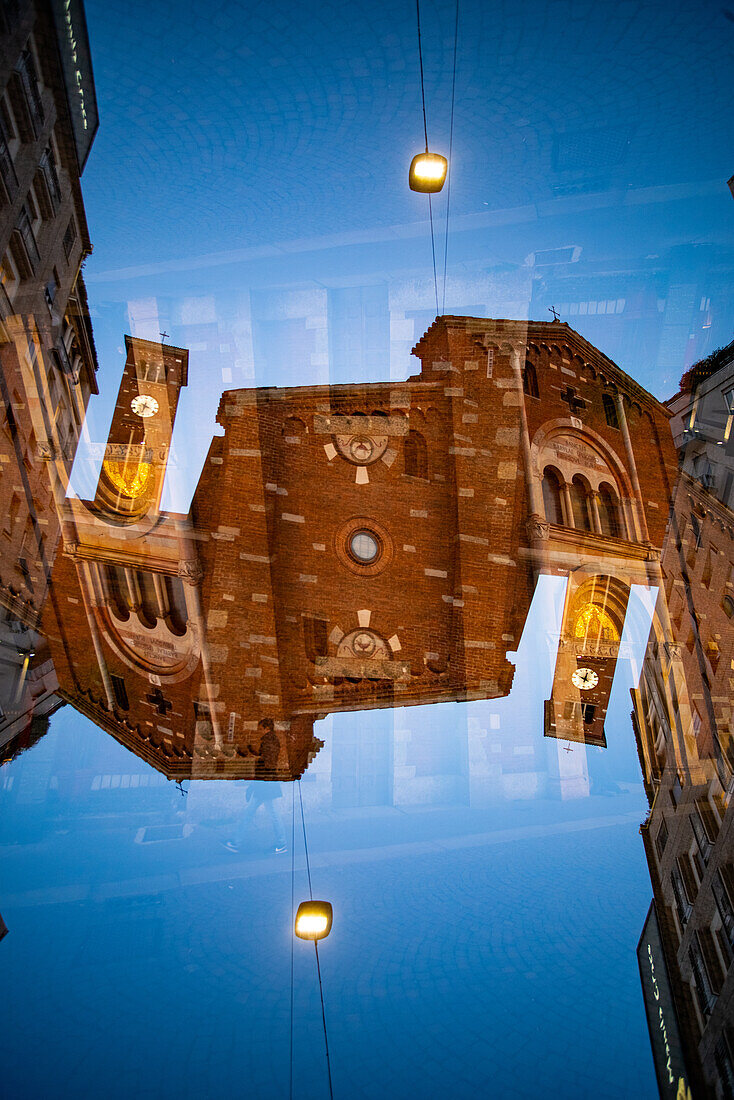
xmin=16 ymin=48 xmax=44 ymax=131
xmin=403 ymin=430 xmax=428 ymax=479
xmin=6 ymin=492 xmax=21 ymax=534
xmin=602 ymin=394 xmax=619 ymax=429
xmin=714 ymin=1034 xmax=734 ymax=1096
xmin=9 ymin=48 xmax=44 ymax=142
xmin=62 ymin=217 xmax=77 ymax=263
xmin=724 ymin=388 xmax=734 ymax=415
xmin=523 ymin=361 xmax=539 ymax=398
xmin=164 ymin=575 xmax=188 ymax=636
xmin=350 ymin=529 xmax=380 ymax=563
xmin=655 ymin=819 xmax=668 ymax=860
xmin=44 ymin=267 xmax=58 ymax=310
xmin=39 ymin=145 xmax=61 ymax=207
xmin=691 ymin=513 xmax=702 ymax=550
xmin=723 ymin=595 xmax=734 ymax=620
xmin=10 ymin=202 xmax=40 ymax=277
xmin=303 ymin=616 xmax=328 ymax=661
xmin=713 ymin=869 xmax=734 ymax=955
xmin=110 ymin=674 xmax=129 ymax=711
xmin=598 ymin=482 xmax=622 ymax=538
xmin=0 ymin=115 xmax=17 ymax=203
xmin=541 ymin=466 xmax=564 ymax=526
xmin=570 ymin=476 xmax=592 ymax=531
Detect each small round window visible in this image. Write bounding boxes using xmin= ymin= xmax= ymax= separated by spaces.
xmin=350 ymin=530 xmax=380 ymax=563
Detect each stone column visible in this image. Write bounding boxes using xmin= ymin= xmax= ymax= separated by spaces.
xmin=175 ymin=525 xmax=223 ymax=752
xmin=124 ymin=567 xmax=141 ymax=612
xmin=614 ymin=392 xmax=649 ymax=542
xmin=72 ymin=556 xmax=115 ymax=711
xmin=509 ymin=345 xmax=544 ymax=519
xmin=152 ymin=572 xmax=170 ymax=620
xmin=589 ymin=491 xmax=602 ymax=535
xmin=561 ymin=481 xmax=574 ymax=529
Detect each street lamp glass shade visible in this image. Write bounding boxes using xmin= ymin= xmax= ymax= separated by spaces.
xmin=409 ymin=152 xmax=448 ymax=193
xmin=295 ymin=900 xmax=333 ymax=940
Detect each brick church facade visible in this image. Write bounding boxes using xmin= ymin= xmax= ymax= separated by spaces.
xmin=41 ymin=316 xmax=678 ymax=782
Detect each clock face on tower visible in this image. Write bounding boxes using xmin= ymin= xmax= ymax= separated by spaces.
xmin=131 ymin=394 xmax=159 ymax=418
xmin=572 ymin=667 xmax=599 ymax=690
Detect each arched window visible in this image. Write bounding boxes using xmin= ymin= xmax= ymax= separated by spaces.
xmin=542 ymin=467 xmax=564 ymax=526
xmin=523 ymin=361 xmax=539 ymax=399
xmin=137 ymin=571 xmax=158 ymax=629
xmin=404 ymin=430 xmax=428 ymax=479
xmin=165 ymin=575 xmax=188 ymax=636
xmin=570 ymin=476 xmax=592 ymax=531
xmin=722 ymin=595 xmax=734 ymax=620
xmin=106 ymin=564 xmax=130 ymax=621
xmin=598 ymin=482 xmax=622 ymax=538
xmin=602 ymin=394 xmax=619 ymax=429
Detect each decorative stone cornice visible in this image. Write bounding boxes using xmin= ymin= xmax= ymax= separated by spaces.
xmin=526 ymin=513 xmax=550 ymax=541
xmin=177 ymin=559 xmax=203 ymax=585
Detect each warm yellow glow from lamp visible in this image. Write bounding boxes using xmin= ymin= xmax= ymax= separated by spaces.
xmin=409 ymin=151 xmax=448 ymax=193
xmin=295 ymin=900 xmax=333 ymax=941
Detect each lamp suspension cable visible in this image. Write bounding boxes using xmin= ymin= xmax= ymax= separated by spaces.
xmin=298 ymin=781 xmax=334 ymax=1100
xmin=289 ymin=783 xmax=296 ymax=1100
xmin=441 ymin=0 xmax=459 ymax=315
xmin=415 ymin=0 xmax=439 ymax=315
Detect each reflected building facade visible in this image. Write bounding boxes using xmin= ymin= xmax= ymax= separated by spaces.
xmin=38 ymin=316 xmax=677 ymax=796
xmin=0 ymin=0 xmax=98 ymax=755
xmin=634 ymin=352 xmax=734 ymax=1099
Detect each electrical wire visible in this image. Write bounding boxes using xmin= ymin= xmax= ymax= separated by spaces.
xmin=428 ymin=193 xmax=439 ymax=315
xmin=289 ymin=783 xmax=296 ymax=1100
xmin=441 ymin=0 xmax=460 ymax=315
xmin=415 ymin=0 xmax=429 ymax=153
xmin=298 ymin=780 xmax=333 ymax=1100
xmin=416 ymin=0 xmax=439 ymax=315
xmin=298 ymin=779 xmax=313 ymax=900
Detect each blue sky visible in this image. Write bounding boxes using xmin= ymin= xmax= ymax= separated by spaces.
xmin=66 ymin=0 xmax=734 ymax=510
xmin=0 ymin=576 xmax=661 ymax=1096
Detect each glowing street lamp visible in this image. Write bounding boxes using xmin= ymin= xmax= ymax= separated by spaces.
xmin=295 ymin=900 xmax=333 ymax=941
xmin=409 ymin=151 xmax=448 ymax=193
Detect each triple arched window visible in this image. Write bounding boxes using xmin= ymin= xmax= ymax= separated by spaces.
xmin=102 ymin=564 xmax=188 ymax=635
xmin=541 ymin=466 xmax=625 ymax=538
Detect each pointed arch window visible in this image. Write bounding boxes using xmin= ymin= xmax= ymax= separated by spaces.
xmin=602 ymin=394 xmax=619 ymax=429
xmin=404 ymin=430 xmax=428 ymax=479
xmin=523 ymin=361 xmax=539 ymax=399
xmin=542 ymin=466 xmax=564 ymax=526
